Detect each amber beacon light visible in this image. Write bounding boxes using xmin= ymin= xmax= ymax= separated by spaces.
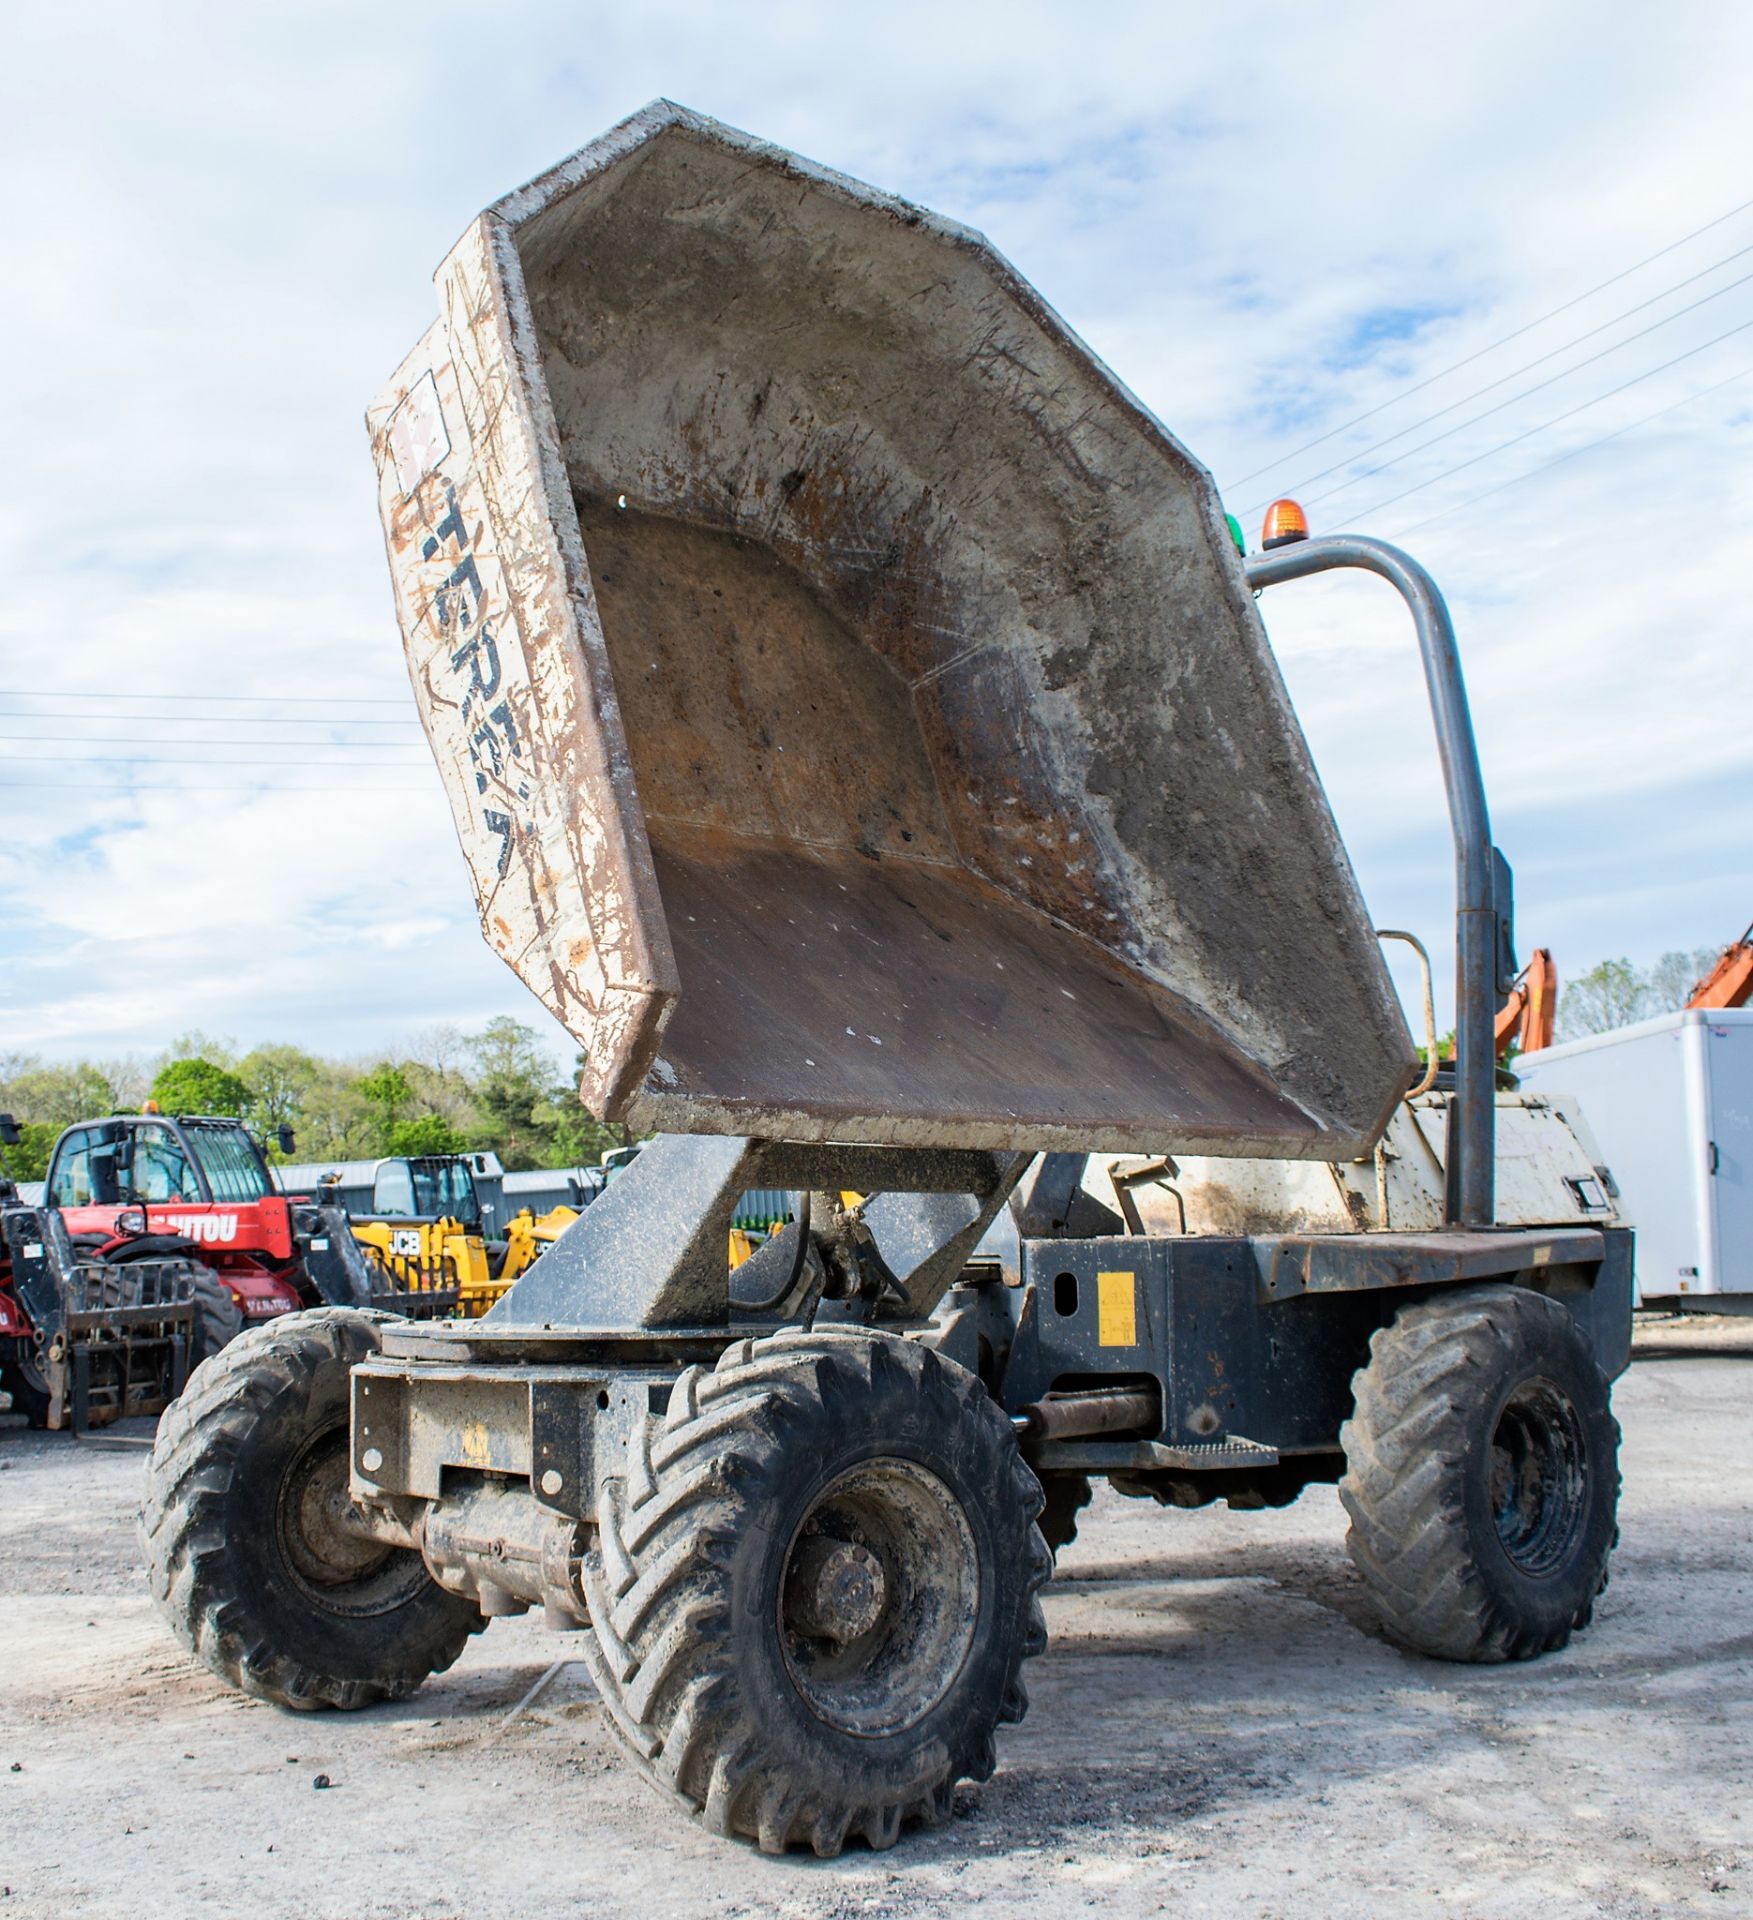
xmin=1261 ymin=498 xmax=1311 ymax=549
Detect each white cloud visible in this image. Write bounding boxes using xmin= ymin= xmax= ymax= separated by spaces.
xmin=3 ymin=0 xmax=1750 ymax=1065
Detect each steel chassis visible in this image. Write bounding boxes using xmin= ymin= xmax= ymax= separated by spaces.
xmin=342 ymin=539 xmax=1635 ymax=1615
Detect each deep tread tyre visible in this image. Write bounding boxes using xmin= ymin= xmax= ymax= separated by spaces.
xmin=580 ymin=1328 xmax=1050 ymax=1856
xmin=185 ymin=1265 xmax=244 ymax=1367
xmin=1036 ymin=1470 xmax=1093 ymax=1562
xmin=91 ymin=1233 xmax=201 ymax=1264
xmin=140 ymin=1307 xmax=483 ymax=1710
xmin=1339 ymin=1284 xmax=1619 ymax=1663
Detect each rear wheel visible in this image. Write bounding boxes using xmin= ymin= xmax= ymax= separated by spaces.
xmin=582 ymin=1329 xmax=1050 ymax=1855
xmin=1036 ymin=1470 xmax=1093 ymax=1561
xmin=1340 ymin=1284 xmax=1619 ymax=1662
xmin=141 ymin=1307 xmax=482 ymax=1709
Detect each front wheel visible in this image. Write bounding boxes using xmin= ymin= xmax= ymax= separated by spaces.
xmin=582 ymin=1329 xmax=1050 ymax=1855
xmin=184 ymin=1265 xmax=245 ymax=1367
xmin=1 ymin=1339 xmax=51 ymax=1428
xmin=141 ymin=1307 xmax=483 ymax=1709
xmin=1340 ymin=1284 xmax=1619 ymax=1662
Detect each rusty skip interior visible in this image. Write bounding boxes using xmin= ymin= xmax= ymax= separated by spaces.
xmin=576 ymin=499 xmax=1313 ymax=1146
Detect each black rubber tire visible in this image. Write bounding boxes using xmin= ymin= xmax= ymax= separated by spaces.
xmin=86 ymin=1233 xmax=200 ymax=1264
xmin=184 ymin=1265 xmax=245 ymax=1367
xmin=1339 ymin=1284 xmax=1620 ymax=1663
xmin=581 ymin=1328 xmax=1051 ymax=1856
xmin=1036 ymin=1470 xmax=1093 ymax=1561
xmin=140 ymin=1307 xmax=483 ymax=1710
xmin=1 ymin=1339 xmax=51 ymax=1428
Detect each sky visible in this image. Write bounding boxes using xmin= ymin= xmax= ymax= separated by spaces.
xmin=2 ymin=0 xmax=1750 ymax=1073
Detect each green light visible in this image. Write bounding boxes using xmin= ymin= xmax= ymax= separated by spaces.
xmin=1225 ymin=513 xmax=1246 ymax=556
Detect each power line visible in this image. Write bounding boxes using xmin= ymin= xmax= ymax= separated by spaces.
xmin=0 ymin=734 xmax=426 ymax=750
xmin=1241 ymin=241 xmax=1753 ymax=514
xmin=0 ymin=688 xmax=412 ymax=707
xmin=1297 ymin=265 xmax=1753 ymax=513
xmin=0 ymin=780 xmax=439 ymax=794
xmin=1224 ymin=191 xmax=1753 ymax=491
xmin=0 ymin=710 xmax=422 ymax=729
xmin=0 ymin=752 xmax=438 ymax=769
xmin=1383 ymin=361 xmax=1753 ymax=542
xmin=1334 ymin=313 xmax=1753 ymax=525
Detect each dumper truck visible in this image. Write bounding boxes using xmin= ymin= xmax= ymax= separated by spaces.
xmin=140 ymin=103 xmax=1632 ymax=1857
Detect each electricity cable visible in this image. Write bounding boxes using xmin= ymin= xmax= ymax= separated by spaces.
xmin=1241 ymin=241 xmax=1753 ymax=513
xmin=0 ymin=688 xmax=410 ymax=707
xmin=0 ymin=751 xmax=438 ymax=769
xmin=1294 ymin=265 xmax=1753 ymax=513
xmin=1224 ymin=191 xmax=1753 ymax=489
xmin=1383 ymin=361 xmax=1753 ymax=541
xmin=0 ymin=710 xmax=422 ymax=728
xmin=0 ymin=780 xmax=437 ymax=794
xmin=0 ymin=734 xmax=424 ymax=750
xmin=1333 ymin=314 xmax=1753 ymax=524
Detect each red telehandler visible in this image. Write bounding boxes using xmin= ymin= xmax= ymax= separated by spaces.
xmin=1 ymin=1110 xmax=378 ymax=1433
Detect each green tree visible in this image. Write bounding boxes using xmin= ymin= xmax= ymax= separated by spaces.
xmin=354 ymin=1063 xmax=415 ymax=1150
xmin=0 ymin=1022 xmax=647 ymax=1180
xmin=399 ymin=1026 xmax=480 ymax=1143
xmin=288 ymin=1062 xmax=383 ymax=1160
xmin=466 ymin=1018 xmax=559 ymax=1170
xmin=1559 ymin=947 xmax=1721 ymax=1041
xmin=1646 ymin=946 xmax=1723 ymax=1012
xmin=151 ymin=1057 xmax=252 ymax=1118
xmin=0 ymin=1120 xmax=60 ymax=1184
xmin=160 ymin=1032 xmax=239 ymax=1070
xmin=386 ymin=1113 xmax=467 ymax=1156
xmin=537 ymin=1050 xmax=625 ymax=1165
xmin=1561 ymin=958 xmax=1643 ymax=1039
xmin=91 ymin=1056 xmax=151 ymax=1111
xmin=1 ymin=1060 xmax=121 ymax=1128
xmin=238 ymin=1044 xmax=322 ymax=1156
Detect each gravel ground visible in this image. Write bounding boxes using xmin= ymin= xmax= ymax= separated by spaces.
xmin=2 ymin=1320 xmax=1751 ymax=1919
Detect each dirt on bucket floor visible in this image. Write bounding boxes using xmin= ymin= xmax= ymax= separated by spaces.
xmin=2 ymin=1318 xmax=1750 ymax=1919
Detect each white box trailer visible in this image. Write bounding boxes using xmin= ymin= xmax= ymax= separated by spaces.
xmin=1516 ymin=1008 xmax=1753 ymax=1310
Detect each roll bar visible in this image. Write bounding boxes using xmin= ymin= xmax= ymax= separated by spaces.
xmin=1244 ymin=535 xmax=1512 ymax=1228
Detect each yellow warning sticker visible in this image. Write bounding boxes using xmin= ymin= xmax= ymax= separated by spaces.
xmin=1097 ymin=1270 xmax=1137 ymax=1347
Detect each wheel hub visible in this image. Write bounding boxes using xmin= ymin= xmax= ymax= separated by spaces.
xmin=778 ymin=1456 xmax=978 ymax=1738
xmin=279 ymin=1434 xmax=395 ymax=1589
xmin=788 ymin=1536 xmax=888 ymax=1642
xmin=1489 ymin=1376 xmax=1588 ymax=1578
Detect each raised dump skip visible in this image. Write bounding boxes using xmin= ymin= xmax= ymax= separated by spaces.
xmin=367 ymin=101 xmax=1414 ymax=1159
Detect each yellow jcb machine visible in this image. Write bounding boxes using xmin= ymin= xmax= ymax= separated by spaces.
xmin=495 ymin=1199 xmax=586 ymax=1288
xmin=346 ymin=1152 xmax=795 ymax=1316
xmin=341 ymin=1155 xmax=559 ymax=1317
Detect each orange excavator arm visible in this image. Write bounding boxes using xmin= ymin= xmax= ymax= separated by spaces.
xmin=1687 ymin=924 xmax=1753 ymax=1011
xmin=1495 ymin=947 xmax=1557 ymax=1060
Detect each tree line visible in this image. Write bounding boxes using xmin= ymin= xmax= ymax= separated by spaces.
xmin=1558 ymin=946 xmax=1722 ymax=1041
xmin=0 ymin=1018 xmax=625 ymax=1183
xmin=0 ymin=944 xmax=1727 ymax=1185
